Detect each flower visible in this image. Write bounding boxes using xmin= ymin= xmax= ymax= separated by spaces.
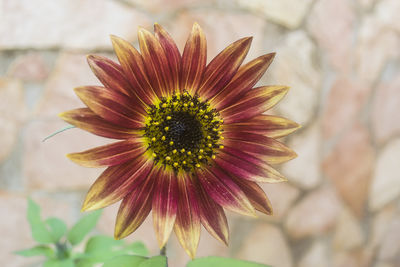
xmin=59 ymin=23 xmax=299 ymax=258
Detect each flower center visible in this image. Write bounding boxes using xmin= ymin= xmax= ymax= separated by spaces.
xmin=144 ymin=91 xmax=224 ymax=172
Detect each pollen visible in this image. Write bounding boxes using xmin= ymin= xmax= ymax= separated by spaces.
xmin=144 ymin=91 xmax=224 ymax=172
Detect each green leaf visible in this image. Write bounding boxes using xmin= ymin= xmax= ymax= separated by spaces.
xmin=27 ymin=198 xmax=54 ymax=244
xmin=85 ymin=235 xmax=124 ymax=253
xmin=44 ymin=258 xmax=74 ymax=267
xmin=102 ymin=255 xmax=147 ymax=267
xmin=187 ymin=257 xmax=271 ymax=267
xmin=123 ymin=241 xmax=149 ymax=257
xmin=67 ymin=210 xmax=102 ymax=245
xmin=139 ymin=256 xmax=167 ymax=267
xmin=14 ymin=245 xmax=54 ymax=258
xmin=46 ymin=217 xmax=67 ymax=242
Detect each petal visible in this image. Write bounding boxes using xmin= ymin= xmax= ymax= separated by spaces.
xmin=114 ymin=167 xmax=159 ymax=239
xmin=216 ymin=146 xmax=287 ymax=183
xmin=87 ymin=54 xmax=133 ymax=97
xmin=230 ymin=177 xmax=273 ymax=215
xmin=197 ymin=37 xmax=252 ymax=99
xmin=211 ymin=53 xmax=275 ymax=110
xmin=111 ymin=35 xmax=158 ymax=105
xmin=181 ymin=23 xmax=207 ymax=95
xmin=223 ymin=132 xmax=297 ymax=164
xmin=194 ymin=177 xmax=229 ymax=245
xmin=138 ymin=27 xmax=174 ymax=96
xmin=152 ymin=170 xmax=178 ymax=248
xmin=221 ymin=86 xmax=290 ymax=124
xmin=59 ymin=108 xmax=135 ymax=139
xmin=197 ymin=167 xmax=256 ymax=216
xmin=74 ymin=86 xmax=145 ymax=129
xmin=223 ymin=115 xmax=300 ymax=139
xmin=82 ymin=157 xmax=153 ymax=211
xmin=154 ymin=23 xmax=181 ymax=93
xmin=67 ymin=138 xmax=145 ymax=168
xmin=174 ymin=173 xmax=201 ymax=259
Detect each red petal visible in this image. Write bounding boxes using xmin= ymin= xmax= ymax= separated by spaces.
xmin=59 ymin=108 xmax=135 ymax=139
xmin=221 ymin=86 xmax=289 ymax=124
xmin=67 ymin=138 xmax=145 ymax=167
xmin=114 ymin=167 xmax=159 ymax=239
xmin=152 ymin=170 xmax=178 ymax=248
xmin=194 ymin=177 xmax=229 ymax=245
xmin=174 ymin=173 xmax=201 ymax=259
xmin=138 ymin=27 xmax=174 ymax=97
xmin=197 ymin=37 xmax=252 ymax=99
xmin=181 ymin=23 xmax=207 ymax=95
xmin=87 ymin=55 xmax=133 ymax=97
xmin=111 ymin=35 xmax=158 ymax=105
xmin=230 ymin=177 xmax=273 ymax=215
xmin=211 ymin=53 xmax=275 ymax=110
xmin=74 ymin=86 xmax=145 ymax=129
xmin=154 ymin=23 xmax=181 ymax=93
xmin=223 ymin=115 xmax=300 ymax=139
xmin=197 ymin=167 xmax=256 ymax=216
xmin=215 ymin=146 xmax=286 ymax=183
xmin=223 ymin=132 xmax=297 ymax=164
xmin=81 ymin=157 xmax=153 ymax=211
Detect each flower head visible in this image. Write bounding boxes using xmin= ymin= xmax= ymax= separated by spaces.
xmin=60 ymin=23 xmax=299 ymax=258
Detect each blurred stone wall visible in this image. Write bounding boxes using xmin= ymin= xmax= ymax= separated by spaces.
xmin=1 ymin=0 xmax=400 ymax=266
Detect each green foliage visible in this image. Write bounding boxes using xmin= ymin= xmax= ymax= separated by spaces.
xmin=103 ymin=255 xmax=147 ymax=267
xmin=20 ymin=198 xmax=274 ymax=267
xmin=15 ymin=245 xmax=54 ymax=258
xmin=67 ymin=210 xmax=102 ymax=245
xmin=27 ymin=198 xmax=55 ymax=244
xmin=187 ymin=257 xmax=272 ymax=267
xmin=17 ymin=198 xmax=151 ymax=267
xmin=139 ymin=256 xmax=167 ymax=267
xmin=46 ymin=217 xmax=67 ymax=242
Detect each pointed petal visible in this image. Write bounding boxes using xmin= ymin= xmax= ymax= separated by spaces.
xmin=138 ymin=27 xmax=174 ymax=96
xmin=215 ymin=146 xmax=287 ymax=183
xmin=181 ymin=23 xmax=207 ymax=95
xmin=154 ymin=23 xmax=181 ymax=93
xmin=211 ymin=53 xmax=275 ymax=110
xmin=223 ymin=132 xmax=297 ymax=164
xmin=230 ymin=177 xmax=273 ymax=215
xmin=197 ymin=37 xmax=252 ymax=99
xmin=221 ymin=86 xmax=290 ymax=124
xmin=67 ymin=138 xmax=145 ymax=167
xmin=194 ymin=177 xmax=229 ymax=245
xmin=74 ymin=86 xmax=145 ymax=129
xmin=114 ymin=167 xmax=159 ymax=239
xmin=82 ymin=157 xmax=153 ymax=211
xmin=59 ymin=108 xmax=135 ymax=139
xmin=87 ymin=55 xmax=132 ymax=97
xmin=223 ymin=115 xmax=300 ymax=139
xmin=174 ymin=173 xmax=201 ymax=259
xmin=197 ymin=167 xmax=256 ymax=216
xmin=152 ymin=170 xmax=178 ymax=248
xmin=110 ymin=35 xmax=158 ymax=105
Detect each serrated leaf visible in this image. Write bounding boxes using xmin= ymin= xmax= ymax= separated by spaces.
xmin=67 ymin=210 xmax=102 ymax=245
xmin=102 ymin=255 xmax=147 ymax=267
xmin=187 ymin=257 xmax=271 ymax=267
xmin=27 ymin=198 xmax=54 ymax=244
xmin=46 ymin=217 xmax=67 ymax=242
xmin=14 ymin=245 xmax=54 ymax=258
xmin=44 ymin=258 xmax=74 ymax=267
xmin=139 ymin=256 xmax=167 ymax=267
xmin=123 ymin=241 xmax=149 ymax=257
